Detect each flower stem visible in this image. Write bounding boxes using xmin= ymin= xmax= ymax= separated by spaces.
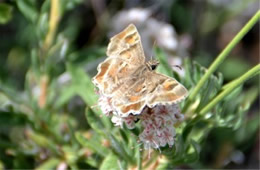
xmin=183 ymin=10 xmax=260 ymax=112
xmin=199 ymin=64 xmax=260 ymax=115
xmin=43 ymin=0 xmax=60 ymax=52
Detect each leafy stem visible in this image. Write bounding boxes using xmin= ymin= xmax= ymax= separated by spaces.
xmin=199 ymin=64 xmax=260 ymax=115
xmin=183 ymin=10 xmax=260 ymax=112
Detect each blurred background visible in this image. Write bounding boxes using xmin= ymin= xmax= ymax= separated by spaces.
xmin=0 ymin=0 xmax=259 ymax=169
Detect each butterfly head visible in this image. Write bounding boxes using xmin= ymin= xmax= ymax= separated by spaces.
xmin=147 ymin=59 xmax=160 ymax=71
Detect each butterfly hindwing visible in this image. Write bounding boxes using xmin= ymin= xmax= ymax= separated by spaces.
xmin=146 ymin=73 xmax=188 ymax=107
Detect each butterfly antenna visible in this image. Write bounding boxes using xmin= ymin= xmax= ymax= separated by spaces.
xmin=171 ymin=65 xmax=182 ymax=70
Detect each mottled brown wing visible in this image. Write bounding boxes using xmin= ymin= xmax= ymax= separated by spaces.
xmin=110 ymin=66 xmax=148 ymax=115
xmin=146 ymin=72 xmax=188 ymax=108
xmin=106 ymin=24 xmax=146 ymax=65
xmin=111 ymin=69 xmax=188 ymax=116
xmin=92 ymin=24 xmax=146 ymax=96
xmin=93 ymin=58 xmax=137 ymax=96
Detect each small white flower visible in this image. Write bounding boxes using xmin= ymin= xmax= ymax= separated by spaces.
xmin=136 ymin=104 xmax=182 ymax=150
xmin=98 ymin=94 xmax=113 ymax=116
xmin=158 ymin=127 xmax=176 ymax=147
xmin=124 ymin=115 xmax=137 ymax=129
xmin=139 ymin=129 xmax=160 ymax=150
xmin=111 ymin=114 xmax=124 ymax=128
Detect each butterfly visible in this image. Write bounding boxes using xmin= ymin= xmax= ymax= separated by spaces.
xmin=92 ymin=24 xmax=188 ymax=116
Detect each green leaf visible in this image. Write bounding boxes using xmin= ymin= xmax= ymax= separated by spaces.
xmin=66 ymin=63 xmax=112 ymax=129
xmin=27 ymin=131 xmax=60 ymax=154
xmin=66 ymin=63 xmax=98 ymax=107
xmin=83 ymin=156 xmax=98 ymax=168
xmin=119 ymin=129 xmax=129 ymax=144
xmin=54 ymin=83 xmax=77 ymax=109
xmin=182 ymin=59 xmax=223 ymax=113
xmin=108 ymin=134 xmax=134 ymax=164
xmin=100 ymin=153 xmax=120 ymax=170
xmin=59 ymin=0 xmax=84 ymax=15
xmin=59 ymin=63 xmax=111 ymax=132
xmin=0 ymin=110 xmax=29 ymax=127
xmin=165 ymin=136 xmax=185 ymax=164
xmin=62 ymin=146 xmax=78 ymax=165
xmin=36 ymin=12 xmax=49 ymax=40
xmin=155 ymin=47 xmax=173 ymax=77
xmin=46 ymin=35 xmax=69 ymax=67
xmin=195 ymin=73 xmax=221 ymax=113
xmin=75 ymin=132 xmax=109 ymax=157
xmin=184 ymin=140 xmax=200 ymax=163
xmin=0 ymin=160 xmax=4 ymax=170
xmin=136 ymin=148 xmax=142 ymax=170
xmin=35 ymin=158 xmax=60 ymax=170
xmin=16 ymin=0 xmax=38 ymax=23
xmin=213 ymin=86 xmax=244 ymax=128
xmin=0 ymin=85 xmax=29 ymax=108
xmin=0 ymin=3 xmax=13 ymax=24
xmin=183 ymin=58 xmax=194 ymax=87
xmin=85 ymin=108 xmax=105 ymax=135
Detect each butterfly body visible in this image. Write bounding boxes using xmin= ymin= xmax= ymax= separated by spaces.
xmin=93 ymin=24 xmax=188 ymax=116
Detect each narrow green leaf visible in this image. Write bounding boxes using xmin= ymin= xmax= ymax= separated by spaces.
xmin=66 ymin=63 xmax=112 ymax=129
xmin=66 ymin=63 xmax=98 ymax=107
xmin=0 ymin=110 xmax=29 ymax=127
xmin=136 ymin=147 xmax=142 ymax=170
xmin=100 ymin=153 xmax=120 ymax=170
xmin=54 ymin=85 xmax=76 ymax=109
xmin=108 ymin=134 xmax=134 ymax=164
xmin=62 ymin=146 xmax=78 ymax=165
xmin=0 ymin=3 xmax=13 ymax=24
xmin=36 ymin=12 xmax=49 ymax=40
xmin=27 ymin=131 xmax=60 ymax=155
xmin=119 ymin=129 xmax=129 ymax=144
xmin=155 ymin=47 xmax=173 ymax=77
xmin=195 ymin=77 xmax=215 ymax=113
xmin=184 ymin=140 xmax=200 ymax=163
xmin=84 ymin=157 xmax=98 ymax=168
xmin=35 ymin=158 xmax=60 ymax=170
xmin=183 ymin=58 xmax=195 ymax=87
xmin=200 ymin=64 xmax=260 ymax=115
xmin=75 ymin=132 xmax=108 ymax=157
xmin=85 ymin=108 xmax=105 ymax=135
xmin=0 ymin=160 xmax=4 ymax=170
xmin=16 ymin=0 xmax=38 ymax=23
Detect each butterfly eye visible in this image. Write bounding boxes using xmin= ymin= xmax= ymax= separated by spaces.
xmin=151 ymin=65 xmax=157 ymax=70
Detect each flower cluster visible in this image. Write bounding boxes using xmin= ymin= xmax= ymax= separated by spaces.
xmin=97 ymin=92 xmax=184 ymax=150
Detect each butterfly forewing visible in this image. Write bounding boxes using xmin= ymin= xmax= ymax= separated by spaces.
xmin=106 ymin=24 xmax=146 ymax=65
xmin=93 ymin=24 xmax=146 ymax=96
